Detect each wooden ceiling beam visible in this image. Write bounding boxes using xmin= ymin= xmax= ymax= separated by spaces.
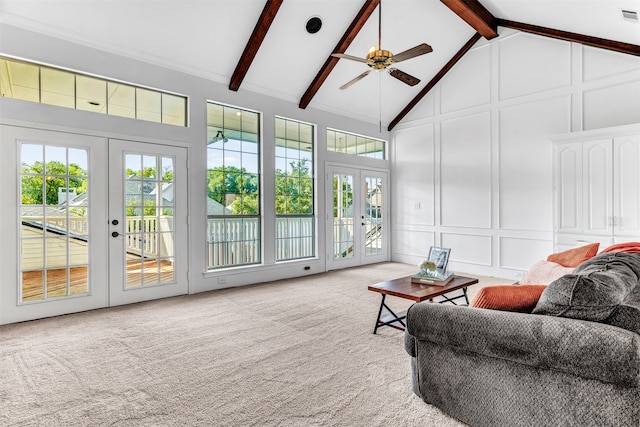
xmin=299 ymin=0 xmax=379 ymax=109
xmin=388 ymin=33 xmax=482 ymax=131
xmin=229 ymin=0 xmax=284 ymax=92
xmin=440 ymin=0 xmax=498 ymax=39
xmin=498 ymin=19 xmax=640 ymax=57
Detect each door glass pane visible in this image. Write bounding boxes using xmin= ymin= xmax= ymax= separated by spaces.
xmin=333 ymin=173 xmax=354 ymax=259
xmin=124 ymin=154 xmax=175 ymax=288
xmin=365 ymin=176 xmax=383 ymax=255
xmin=20 ymin=144 xmax=90 ymax=302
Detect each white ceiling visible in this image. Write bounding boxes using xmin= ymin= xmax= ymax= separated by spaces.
xmin=1 ymin=0 xmax=639 ymax=128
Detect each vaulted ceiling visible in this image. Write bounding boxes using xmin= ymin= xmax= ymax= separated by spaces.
xmin=1 ymin=0 xmax=639 ymax=130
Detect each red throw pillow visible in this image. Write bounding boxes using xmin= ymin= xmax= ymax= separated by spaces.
xmin=601 ymin=242 xmax=640 ymax=254
xmin=470 ymin=285 xmax=548 ymax=313
xmin=547 ymin=243 xmax=600 ymax=268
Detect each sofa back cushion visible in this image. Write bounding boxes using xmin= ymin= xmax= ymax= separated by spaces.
xmin=605 ymin=285 xmax=640 ymax=334
xmin=533 ymin=252 xmax=640 ymax=326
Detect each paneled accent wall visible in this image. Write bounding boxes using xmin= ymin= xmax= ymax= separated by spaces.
xmin=391 ymin=28 xmax=640 ymax=279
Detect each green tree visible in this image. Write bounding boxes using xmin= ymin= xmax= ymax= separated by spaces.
xmin=21 ymin=161 xmax=87 ymax=205
xmin=275 ymin=159 xmax=313 ymax=215
xmin=207 ymin=166 xmax=259 ymax=215
xmin=333 ymin=174 xmax=353 ymax=218
xmin=126 ymin=166 xmax=173 ymax=181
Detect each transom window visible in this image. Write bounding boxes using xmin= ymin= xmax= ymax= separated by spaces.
xmin=0 ymin=56 xmax=187 ymax=126
xmin=326 ymin=128 xmax=386 ymax=159
xmin=275 ymin=117 xmax=315 ymax=261
xmin=206 ymin=102 xmax=261 ymax=269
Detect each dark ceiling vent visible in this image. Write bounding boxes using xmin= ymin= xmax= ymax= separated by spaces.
xmin=621 ymin=9 xmax=639 ymax=23
xmin=306 ymin=16 xmax=322 ymax=34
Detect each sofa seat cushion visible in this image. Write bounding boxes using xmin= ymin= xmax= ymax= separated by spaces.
xmin=470 ymin=284 xmax=547 ymax=313
xmin=533 ymin=252 xmax=640 ymax=323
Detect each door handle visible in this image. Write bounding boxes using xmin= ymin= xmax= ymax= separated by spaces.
xmin=111 ymin=219 xmax=119 ymax=225
xmin=112 ymin=231 xmax=121 ymax=238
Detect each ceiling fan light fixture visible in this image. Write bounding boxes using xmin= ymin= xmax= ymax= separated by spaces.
xmin=366 ymin=49 xmax=393 ymax=70
xmin=209 ymin=130 xmax=229 ymax=144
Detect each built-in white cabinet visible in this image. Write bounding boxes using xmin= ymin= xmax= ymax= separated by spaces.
xmin=552 ymin=124 xmax=640 ymax=251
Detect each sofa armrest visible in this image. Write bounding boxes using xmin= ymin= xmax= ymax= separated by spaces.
xmin=405 ymin=303 xmax=640 ymax=387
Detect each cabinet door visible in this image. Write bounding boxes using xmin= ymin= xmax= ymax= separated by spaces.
xmin=614 ymin=135 xmax=640 ymax=237
xmin=582 ymin=139 xmax=613 ymax=235
xmin=554 ymin=142 xmax=582 ymax=233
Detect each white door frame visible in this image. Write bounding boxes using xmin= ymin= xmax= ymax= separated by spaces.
xmin=0 ymin=127 xmax=190 ymax=324
xmin=0 ymin=125 xmax=108 ymax=325
xmin=326 ymin=164 xmax=389 ymax=270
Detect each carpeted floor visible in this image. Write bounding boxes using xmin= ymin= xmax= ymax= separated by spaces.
xmin=0 ymin=262 xmax=510 ymax=426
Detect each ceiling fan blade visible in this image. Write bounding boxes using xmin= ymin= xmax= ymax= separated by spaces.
xmin=388 ymin=68 xmax=420 ymax=86
xmin=331 ymin=53 xmax=367 ymax=63
xmin=339 ymin=70 xmax=372 ymax=90
xmin=391 ymin=43 xmax=433 ymax=63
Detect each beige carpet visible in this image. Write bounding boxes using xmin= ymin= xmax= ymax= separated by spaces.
xmin=0 ymin=262 xmax=510 ymax=426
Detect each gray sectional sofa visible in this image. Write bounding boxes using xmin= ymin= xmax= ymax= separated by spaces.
xmin=404 ymin=251 xmax=640 ymax=427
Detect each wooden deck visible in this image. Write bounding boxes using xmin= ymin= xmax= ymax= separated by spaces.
xmin=22 ymin=259 xmax=174 ymax=302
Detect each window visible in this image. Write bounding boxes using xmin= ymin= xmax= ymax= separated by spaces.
xmin=206 ymin=102 xmax=261 ymax=269
xmin=275 ymin=117 xmax=315 ymax=261
xmin=326 ymin=128 xmax=385 ymax=159
xmin=0 ymin=56 xmax=187 ymax=126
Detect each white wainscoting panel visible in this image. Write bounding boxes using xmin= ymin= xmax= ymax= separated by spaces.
xmin=441 ymin=233 xmax=492 ymax=266
xmin=583 ymin=46 xmax=640 ymax=82
xmin=441 ymin=45 xmax=491 ymax=114
xmin=583 ymin=81 xmax=640 ymax=130
xmin=499 ymin=33 xmax=571 ymax=100
xmin=392 ymin=228 xmax=435 ymax=260
xmin=393 ymin=125 xmax=435 ymax=226
xmin=440 ymin=112 xmax=492 ymax=228
xmin=499 ymin=96 xmax=571 ymax=231
xmin=500 ymin=237 xmax=553 ymax=271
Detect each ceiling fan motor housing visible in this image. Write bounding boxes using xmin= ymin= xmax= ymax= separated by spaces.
xmin=367 ymin=49 xmax=393 ymax=70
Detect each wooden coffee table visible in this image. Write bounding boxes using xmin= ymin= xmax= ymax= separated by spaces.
xmin=368 ymin=275 xmax=479 ymax=334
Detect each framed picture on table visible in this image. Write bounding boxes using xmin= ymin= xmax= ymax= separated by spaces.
xmin=427 ymin=246 xmax=451 ymax=272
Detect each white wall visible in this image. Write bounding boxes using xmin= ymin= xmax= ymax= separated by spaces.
xmin=390 ymin=28 xmax=640 ymax=280
xmin=0 ymin=24 xmax=390 ymax=295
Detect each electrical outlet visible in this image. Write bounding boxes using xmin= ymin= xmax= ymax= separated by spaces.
xmin=217 ymin=277 xmax=227 ymax=284
xmin=514 ymin=271 xmax=525 ymax=279
xmin=414 ymin=201 xmax=421 ymax=209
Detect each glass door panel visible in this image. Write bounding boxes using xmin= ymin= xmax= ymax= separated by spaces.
xmin=1 ymin=125 xmax=108 ymax=325
xmin=364 ymin=175 xmax=384 ymax=256
xmin=333 ymin=173 xmax=355 ymax=260
xmin=123 ymin=153 xmax=176 ymax=288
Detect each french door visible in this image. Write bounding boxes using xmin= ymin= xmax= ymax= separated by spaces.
xmin=0 ymin=126 xmax=188 ymax=324
xmin=326 ymin=165 xmax=388 ymax=270
xmin=108 ymin=139 xmax=188 ymax=306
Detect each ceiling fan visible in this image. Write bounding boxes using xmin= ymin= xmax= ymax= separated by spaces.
xmin=332 ymin=0 xmax=433 ymax=90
